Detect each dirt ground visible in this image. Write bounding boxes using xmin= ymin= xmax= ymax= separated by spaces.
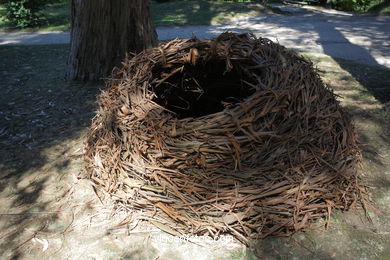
xmin=0 ymin=45 xmax=389 ymax=260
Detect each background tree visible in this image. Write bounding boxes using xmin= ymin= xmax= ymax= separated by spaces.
xmin=66 ymin=0 xmax=157 ymax=81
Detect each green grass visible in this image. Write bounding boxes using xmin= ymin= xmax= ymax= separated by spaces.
xmin=41 ymin=2 xmax=70 ymax=31
xmin=377 ymin=5 xmax=390 ymax=14
xmin=150 ymin=0 xmax=283 ymax=26
xmin=381 ymin=6 xmax=390 ymax=14
xmin=0 ymin=0 xmax=282 ymax=31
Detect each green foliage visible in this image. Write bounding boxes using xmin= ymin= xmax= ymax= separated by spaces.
xmin=1 ymin=0 xmax=50 ymax=28
xmin=330 ymin=0 xmax=378 ymax=11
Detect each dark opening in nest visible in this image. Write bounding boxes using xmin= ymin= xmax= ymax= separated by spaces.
xmin=152 ymin=59 xmax=256 ymax=118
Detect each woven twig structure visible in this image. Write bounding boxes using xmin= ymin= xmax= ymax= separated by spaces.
xmin=86 ymin=32 xmax=367 ymax=245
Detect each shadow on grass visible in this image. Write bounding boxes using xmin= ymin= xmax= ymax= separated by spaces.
xmin=42 ymin=2 xmax=70 ymax=31
xmin=0 ymin=44 xmax=100 ymax=188
xmin=152 ymin=0 xmax=212 ymax=26
xmin=0 ymin=44 xmax=102 ymax=258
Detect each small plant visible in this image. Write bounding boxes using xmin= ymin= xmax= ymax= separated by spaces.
xmin=379 ymin=111 xmax=390 ymax=122
xmin=1 ymin=0 xmax=50 ymax=28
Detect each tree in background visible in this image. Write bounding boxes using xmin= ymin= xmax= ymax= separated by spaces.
xmin=66 ymin=0 xmax=157 ymax=81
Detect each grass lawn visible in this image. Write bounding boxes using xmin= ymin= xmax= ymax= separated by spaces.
xmin=381 ymin=7 xmax=390 ymax=14
xmin=0 ymin=0 xmax=283 ymax=32
xmin=150 ymin=0 xmax=283 ymax=26
xmin=0 ymin=43 xmax=390 ymax=259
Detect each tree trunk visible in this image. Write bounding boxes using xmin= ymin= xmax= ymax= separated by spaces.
xmin=66 ymin=0 xmax=157 ymax=81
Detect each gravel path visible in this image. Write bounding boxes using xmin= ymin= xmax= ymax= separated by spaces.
xmin=0 ymin=5 xmax=389 ymax=68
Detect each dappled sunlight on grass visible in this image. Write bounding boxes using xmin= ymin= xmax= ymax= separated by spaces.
xmin=42 ymin=2 xmax=70 ymax=31
xmin=150 ymin=0 xmax=279 ymax=26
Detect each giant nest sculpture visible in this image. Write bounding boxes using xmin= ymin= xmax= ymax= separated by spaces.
xmin=85 ymin=32 xmax=368 ymax=245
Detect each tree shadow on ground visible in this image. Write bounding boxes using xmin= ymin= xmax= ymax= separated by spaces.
xmin=0 ymin=44 xmax=102 ymax=258
xmin=311 ymin=15 xmax=390 ymax=103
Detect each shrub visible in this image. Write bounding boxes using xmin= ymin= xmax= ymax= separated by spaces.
xmin=330 ymin=0 xmax=373 ymax=11
xmin=1 ymin=0 xmax=50 ymax=28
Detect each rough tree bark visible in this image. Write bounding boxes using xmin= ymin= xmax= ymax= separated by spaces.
xmin=66 ymin=0 xmax=157 ymax=81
